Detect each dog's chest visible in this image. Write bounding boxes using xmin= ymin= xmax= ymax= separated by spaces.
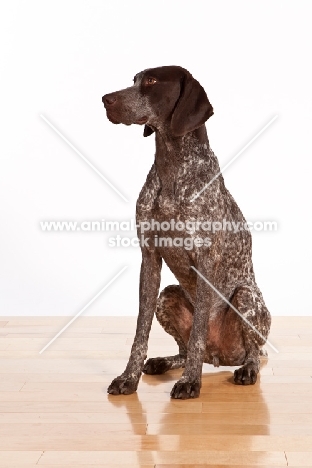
xmin=137 ymin=156 xmax=205 ymax=216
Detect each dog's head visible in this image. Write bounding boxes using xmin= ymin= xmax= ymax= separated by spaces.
xmin=102 ymin=66 xmax=213 ymax=137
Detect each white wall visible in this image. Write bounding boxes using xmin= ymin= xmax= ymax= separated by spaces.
xmin=0 ymin=0 xmax=311 ymax=316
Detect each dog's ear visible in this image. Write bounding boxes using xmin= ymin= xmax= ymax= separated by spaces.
xmin=143 ymin=125 xmax=154 ymax=137
xmin=171 ymin=72 xmax=213 ymax=137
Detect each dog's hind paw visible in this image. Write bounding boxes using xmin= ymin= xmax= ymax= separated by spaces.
xmin=143 ymin=357 xmax=172 ymax=375
xmin=107 ymin=375 xmax=138 ymax=395
xmin=170 ymin=379 xmax=201 ymax=399
xmin=234 ymin=364 xmax=258 ymax=385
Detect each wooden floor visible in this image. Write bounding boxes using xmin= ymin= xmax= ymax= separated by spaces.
xmin=0 ymin=317 xmax=312 ymax=467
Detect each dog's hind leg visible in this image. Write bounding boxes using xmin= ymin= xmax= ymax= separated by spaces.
xmin=143 ymin=285 xmax=193 ymax=375
xmin=231 ymin=285 xmax=271 ymax=385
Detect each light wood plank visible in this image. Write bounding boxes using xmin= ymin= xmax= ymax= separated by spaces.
xmin=285 ymin=451 xmax=312 ymax=465
xmin=0 ymin=369 xmax=273 ymax=384
xmin=156 ymin=465 xmax=294 ymax=468
xmin=259 ymin=375 xmax=312 ymax=383
xmin=273 ymin=367 xmax=312 ymax=376
xmin=0 ymin=327 xmax=104 ymax=334
xmin=3 ymin=336 xmax=129 ymax=350
xmin=0 ymin=382 xmax=25 ymax=391
xmin=0 ymin=400 xmax=202 ymax=414
xmin=2 ymin=388 xmax=312 ymax=403
xmin=0 ymin=451 xmax=42 ymax=464
xmin=1 ymin=466 xmax=154 ymax=468
xmin=202 ymin=401 xmax=312 ymax=414
xmin=0 ymin=358 xmax=116 ymax=373
xmin=14 ymin=380 xmax=312 ymax=396
xmin=38 ymin=450 xmax=286 ymax=465
xmin=147 ymin=423 xmax=312 ymax=436
xmin=0 ymin=434 xmax=311 ymax=451
xmin=145 ymin=412 xmax=312 ymax=425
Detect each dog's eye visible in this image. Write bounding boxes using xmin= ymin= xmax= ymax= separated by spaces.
xmin=146 ymin=77 xmax=157 ymax=85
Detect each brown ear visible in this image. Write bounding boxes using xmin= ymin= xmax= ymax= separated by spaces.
xmin=171 ymin=72 xmax=213 ymax=137
xmin=143 ymin=125 xmax=154 ymax=137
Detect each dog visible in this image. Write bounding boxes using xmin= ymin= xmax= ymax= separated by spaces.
xmin=102 ymin=66 xmax=271 ymax=399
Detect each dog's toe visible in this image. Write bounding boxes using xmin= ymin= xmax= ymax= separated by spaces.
xmin=107 ymin=375 xmax=138 ymax=395
xmin=234 ymin=365 xmax=258 ymax=385
xmin=170 ymin=380 xmax=201 ymax=399
xmin=143 ymin=357 xmax=171 ymax=375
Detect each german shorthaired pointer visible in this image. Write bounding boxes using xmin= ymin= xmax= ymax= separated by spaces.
xmin=102 ymin=66 xmax=271 ymax=399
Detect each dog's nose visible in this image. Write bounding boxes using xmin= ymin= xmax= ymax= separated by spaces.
xmin=102 ymin=94 xmax=117 ymax=107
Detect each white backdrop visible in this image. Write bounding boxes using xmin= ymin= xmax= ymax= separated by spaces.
xmin=0 ymin=0 xmax=311 ymax=316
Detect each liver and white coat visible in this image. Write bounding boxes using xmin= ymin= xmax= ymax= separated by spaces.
xmin=103 ymin=66 xmax=271 ymax=399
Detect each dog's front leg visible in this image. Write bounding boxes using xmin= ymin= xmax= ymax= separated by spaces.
xmin=170 ymin=264 xmax=214 ymax=399
xmin=108 ymin=249 xmax=162 ymax=395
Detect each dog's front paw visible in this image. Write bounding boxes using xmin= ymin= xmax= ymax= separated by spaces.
xmin=234 ymin=364 xmax=258 ymax=385
xmin=170 ymin=379 xmax=201 ymax=399
xmin=107 ymin=375 xmax=139 ymax=395
xmin=143 ymin=357 xmax=172 ymax=375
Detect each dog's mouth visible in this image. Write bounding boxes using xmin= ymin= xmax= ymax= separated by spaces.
xmin=106 ymin=111 xmax=147 ymax=127
xmin=135 ymin=116 xmax=148 ymax=125
xmin=106 ymin=112 xmax=121 ymax=125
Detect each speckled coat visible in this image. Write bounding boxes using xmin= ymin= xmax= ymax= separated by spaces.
xmin=103 ymin=66 xmax=271 ymax=399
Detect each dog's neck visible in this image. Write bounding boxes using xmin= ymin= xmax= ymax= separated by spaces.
xmin=154 ymin=125 xmax=209 ymax=196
